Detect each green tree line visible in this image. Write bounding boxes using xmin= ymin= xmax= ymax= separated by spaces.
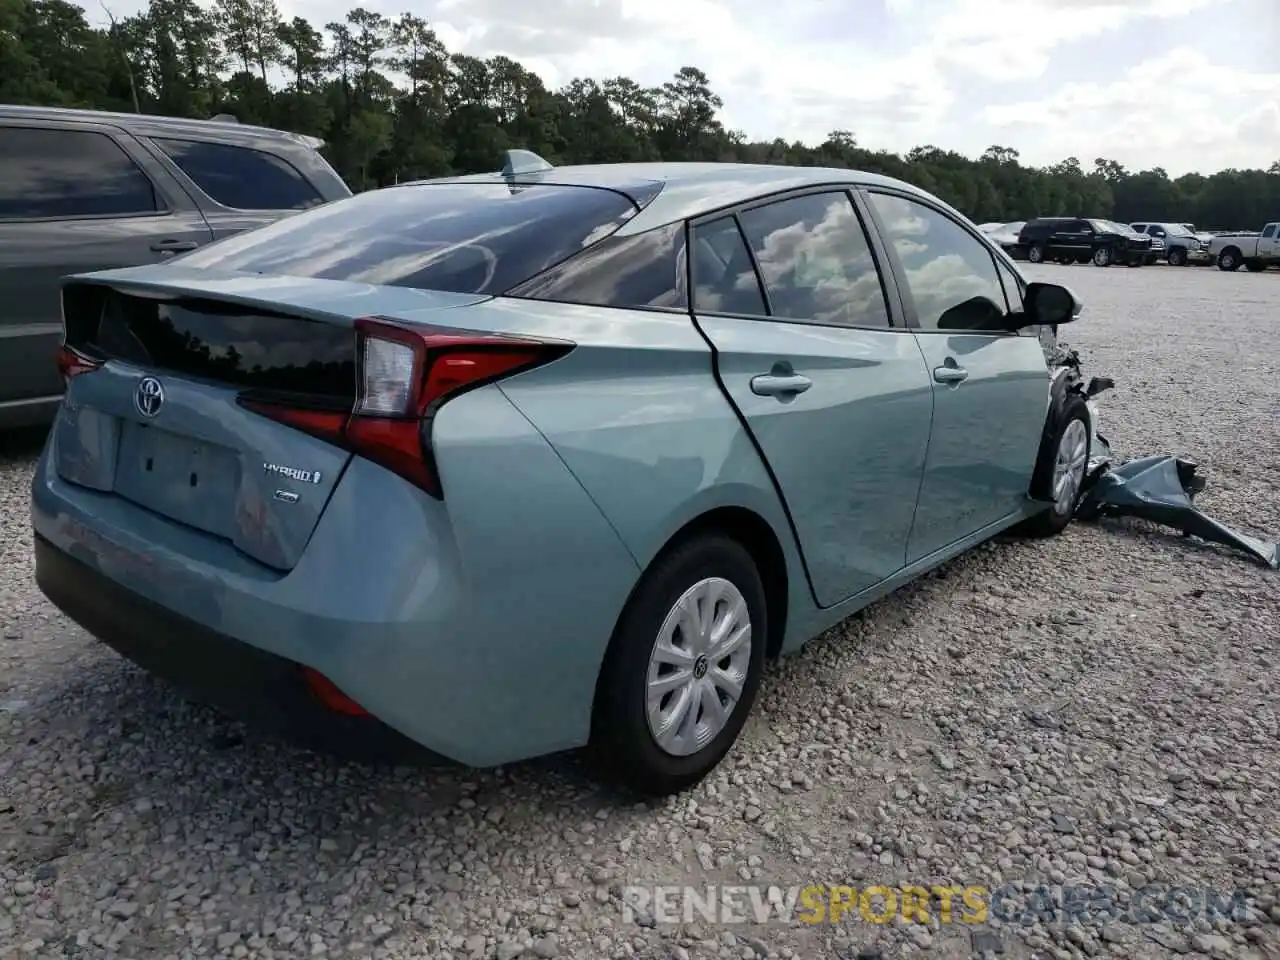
xmin=5 ymin=0 xmax=1279 ymax=229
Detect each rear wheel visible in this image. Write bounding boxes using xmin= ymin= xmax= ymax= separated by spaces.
xmin=1092 ymin=246 xmax=1113 ymax=267
xmin=590 ymin=534 xmax=766 ymax=796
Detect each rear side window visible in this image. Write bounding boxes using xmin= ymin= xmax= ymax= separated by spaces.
xmin=691 ymin=217 xmax=768 ymax=316
xmin=0 ymin=126 xmax=159 ymax=220
xmin=151 ymin=137 xmax=322 ymax=211
xmin=175 ymin=182 xmax=640 ymax=294
xmin=507 ymin=222 xmax=687 ymax=310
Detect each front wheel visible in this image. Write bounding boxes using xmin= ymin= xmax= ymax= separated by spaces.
xmin=1217 ymin=248 xmax=1242 ymax=271
xmin=1027 ymin=244 xmax=1047 ymax=264
xmin=1092 ymin=246 xmax=1113 ymax=267
xmin=1167 ymin=247 xmax=1188 ymax=266
xmin=1016 ymin=397 xmax=1091 ymax=539
xmin=590 ymin=534 xmax=767 ymax=796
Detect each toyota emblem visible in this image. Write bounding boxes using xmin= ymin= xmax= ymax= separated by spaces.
xmin=135 ymin=376 xmax=165 ymax=418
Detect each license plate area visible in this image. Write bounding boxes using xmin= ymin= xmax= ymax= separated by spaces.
xmin=114 ymin=421 xmax=239 ymax=538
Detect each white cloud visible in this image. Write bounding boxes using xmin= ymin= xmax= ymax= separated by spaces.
xmin=980 ymin=48 xmax=1280 ymax=174
xmin=96 ymin=0 xmax=1278 ymax=175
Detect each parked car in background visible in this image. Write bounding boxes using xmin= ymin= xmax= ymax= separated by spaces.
xmin=1018 ymin=217 xmax=1155 ymax=267
xmin=1129 ymin=222 xmax=1211 ymax=266
xmin=979 ymin=221 xmax=1026 ymax=256
xmin=1208 ymin=222 xmax=1280 ymax=272
xmin=34 ymin=155 xmax=1089 ymax=796
xmin=1180 ymin=223 xmax=1216 ymax=244
xmin=0 ymin=105 xmax=352 ymax=429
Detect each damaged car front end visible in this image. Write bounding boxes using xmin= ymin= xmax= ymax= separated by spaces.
xmin=1033 ymin=323 xmax=1277 ymax=569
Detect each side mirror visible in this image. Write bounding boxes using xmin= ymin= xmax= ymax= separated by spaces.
xmin=1022 ymin=281 xmax=1081 ymax=327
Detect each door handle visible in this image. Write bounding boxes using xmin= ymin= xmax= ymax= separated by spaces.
xmin=150 ymin=239 xmax=199 ymax=253
xmin=750 ymin=374 xmax=812 ymax=397
xmin=933 ymin=365 xmax=968 ymax=384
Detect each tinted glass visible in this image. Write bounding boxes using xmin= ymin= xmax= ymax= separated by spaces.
xmin=64 ymin=286 xmax=356 ymax=399
xmin=736 ymin=192 xmax=890 ymax=328
xmin=869 ymin=192 xmax=1008 ymax=333
xmin=0 ymin=126 xmax=158 ymax=220
xmin=508 ymin=222 xmax=687 ymax=310
xmin=691 ymin=216 xmax=768 ymax=316
xmin=1263 ymin=224 xmax=1277 ymax=238
xmin=153 ymin=137 xmax=322 ymax=211
xmin=176 ymin=183 xmax=638 ymax=295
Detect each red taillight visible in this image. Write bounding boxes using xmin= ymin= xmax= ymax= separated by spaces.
xmin=240 ymin=318 xmax=571 ymax=498
xmin=301 ymin=667 xmax=369 ymax=717
xmin=56 ymin=344 xmax=103 ymax=384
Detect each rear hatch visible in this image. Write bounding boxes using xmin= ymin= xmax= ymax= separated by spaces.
xmin=55 ymin=268 xmax=486 ymax=571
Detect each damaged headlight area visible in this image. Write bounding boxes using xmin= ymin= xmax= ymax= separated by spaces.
xmin=1048 ymin=341 xmax=1278 ymax=570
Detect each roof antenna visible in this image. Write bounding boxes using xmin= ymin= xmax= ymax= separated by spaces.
xmin=501 ymin=149 xmax=553 ymax=179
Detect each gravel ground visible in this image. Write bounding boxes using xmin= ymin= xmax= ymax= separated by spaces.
xmin=2 ymin=264 xmax=1278 ymax=960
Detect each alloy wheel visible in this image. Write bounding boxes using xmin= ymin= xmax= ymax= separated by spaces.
xmin=1052 ymin=419 xmax=1089 ymax=515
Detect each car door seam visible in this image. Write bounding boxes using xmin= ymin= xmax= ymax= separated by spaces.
xmin=687 ymin=314 xmax=824 ymax=609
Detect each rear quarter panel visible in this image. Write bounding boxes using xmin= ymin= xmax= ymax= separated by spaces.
xmin=478 ymin=298 xmax=815 ymax=649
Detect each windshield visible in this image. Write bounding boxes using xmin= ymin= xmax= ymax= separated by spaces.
xmin=1089 ymin=220 xmax=1129 ymax=234
xmin=1164 ymin=224 xmax=1193 ymax=237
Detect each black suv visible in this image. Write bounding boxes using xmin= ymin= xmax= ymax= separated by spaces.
xmin=1017 ymin=218 xmax=1155 ymax=268
xmin=0 ymin=105 xmax=352 ymax=429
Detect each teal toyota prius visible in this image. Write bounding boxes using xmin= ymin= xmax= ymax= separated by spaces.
xmin=32 ymin=154 xmax=1093 ymax=796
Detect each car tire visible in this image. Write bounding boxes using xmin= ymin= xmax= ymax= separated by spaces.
xmin=1217 ymin=248 xmax=1242 ymax=271
xmin=1028 ymin=244 xmax=1047 ymax=264
xmin=1092 ymin=246 xmax=1113 ymax=267
xmin=1245 ymin=261 xmax=1267 ymax=273
xmin=1016 ymin=397 xmax=1091 ymax=539
xmin=589 ymin=533 xmax=767 ymax=797
xmin=1168 ymin=247 xmax=1187 ymax=266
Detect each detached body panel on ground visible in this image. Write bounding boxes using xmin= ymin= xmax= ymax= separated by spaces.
xmin=31 ymin=160 xmax=1091 ymax=793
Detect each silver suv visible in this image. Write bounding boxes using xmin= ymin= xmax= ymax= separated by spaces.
xmin=0 ymin=106 xmax=352 ymax=428
xmin=1129 ymin=222 xmax=1211 ymax=267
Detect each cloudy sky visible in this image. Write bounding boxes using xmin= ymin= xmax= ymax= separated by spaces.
xmin=101 ymin=0 xmax=1278 ymax=176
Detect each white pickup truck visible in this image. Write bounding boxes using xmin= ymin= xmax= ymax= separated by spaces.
xmin=1209 ymin=222 xmax=1280 ymax=272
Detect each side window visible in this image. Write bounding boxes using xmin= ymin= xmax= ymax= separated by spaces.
xmin=1151 ymin=226 xmax=1166 ymax=237
xmin=0 ymin=126 xmax=159 ymax=220
xmin=1262 ymin=224 xmax=1277 ymax=239
xmin=505 ymin=222 xmax=688 ymax=310
xmin=690 ymin=216 xmax=768 ymax=316
xmin=151 ymin=138 xmax=322 ymax=211
xmin=736 ymin=192 xmax=891 ymax=328
xmin=868 ymin=192 xmax=1008 ymax=333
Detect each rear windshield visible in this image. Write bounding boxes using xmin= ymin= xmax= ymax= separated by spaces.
xmin=174 ymin=181 xmax=640 ymax=295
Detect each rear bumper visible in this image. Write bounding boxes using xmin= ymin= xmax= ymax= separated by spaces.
xmin=34 ymin=532 xmax=437 ymax=762
xmin=30 ymin=385 xmax=642 ymax=767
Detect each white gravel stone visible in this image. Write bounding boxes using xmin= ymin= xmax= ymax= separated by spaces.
xmin=1 ymin=266 xmax=1278 ymax=960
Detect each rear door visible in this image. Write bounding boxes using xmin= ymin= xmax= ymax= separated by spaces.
xmin=144 ymin=136 xmax=331 ymax=241
xmin=1259 ymin=223 xmax=1280 ymax=260
xmin=863 ymin=189 xmax=1050 ymax=562
xmin=690 ymin=189 xmax=935 ymax=608
xmin=0 ymin=119 xmax=214 ymax=404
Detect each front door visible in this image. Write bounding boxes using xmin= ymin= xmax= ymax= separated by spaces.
xmin=0 ymin=120 xmax=213 ymax=405
xmin=864 ymin=190 xmax=1051 ymax=562
xmin=691 ymin=190 xmax=935 ymax=608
